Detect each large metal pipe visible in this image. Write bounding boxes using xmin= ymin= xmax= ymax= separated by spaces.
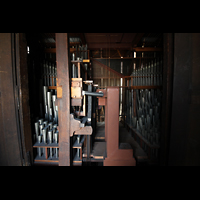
xmin=43 ymin=86 xmax=48 ymax=114
xmin=48 ymin=130 xmax=52 ymax=144
xmin=82 ymin=90 xmax=104 ymax=97
xmin=42 ymin=126 xmax=48 ymax=144
xmin=34 ymin=122 xmax=39 ymax=143
xmin=52 ymin=95 xmax=56 ymax=122
xmin=47 ymin=91 xmax=52 ymax=121
xmin=38 ymin=135 xmax=42 ymax=157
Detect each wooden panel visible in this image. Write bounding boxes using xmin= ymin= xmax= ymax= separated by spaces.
xmin=56 ymin=33 xmax=70 ymax=166
xmin=169 ymin=33 xmax=200 ymax=166
xmin=0 ymin=33 xmax=22 ymax=166
xmin=15 ymin=33 xmax=33 ymax=165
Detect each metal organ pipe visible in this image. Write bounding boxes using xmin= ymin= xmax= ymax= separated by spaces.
xmin=127 ymin=55 xmax=163 ymax=159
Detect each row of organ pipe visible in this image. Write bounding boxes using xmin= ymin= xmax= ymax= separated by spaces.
xmin=125 ymin=57 xmax=162 ymax=159
xmin=130 ymin=59 xmax=162 ymax=86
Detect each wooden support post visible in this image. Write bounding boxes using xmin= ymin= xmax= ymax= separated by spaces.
xmin=78 ymin=62 xmax=81 ymax=78
xmin=56 ymin=33 xmax=70 ymax=166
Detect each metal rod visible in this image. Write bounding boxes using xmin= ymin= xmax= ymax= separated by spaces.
xmin=52 ymin=95 xmax=56 ymax=121
xmin=48 ymin=130 xmax=52 ymax=144
xmin=34 ymin=122 xmax=39 ymax=143
xmin=47 ymin=92 xmax=52 ymax=121
xmin=82 ymin=90 xmax=104 ymax=97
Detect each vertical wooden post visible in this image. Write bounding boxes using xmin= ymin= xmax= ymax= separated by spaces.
xmin=56 ymin=33 xmax=70 ymax=166
xmin=106 ymin=88 xmax=119 ymax=156
xmin=78 ymin=62 xmax=81 ymax=78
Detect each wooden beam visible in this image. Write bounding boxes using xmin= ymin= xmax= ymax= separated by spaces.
xmin=133 ymin=47 xmax=162 ymax=52
xmin=56 ymin=33 xmax=70 ymax=166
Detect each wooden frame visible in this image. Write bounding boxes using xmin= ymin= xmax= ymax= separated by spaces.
xmin=56 ymin=33 xmax=70 ymax=166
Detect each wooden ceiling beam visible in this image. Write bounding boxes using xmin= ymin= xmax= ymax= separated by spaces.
xmin=133 ymin=47 xmax=162 ymax=52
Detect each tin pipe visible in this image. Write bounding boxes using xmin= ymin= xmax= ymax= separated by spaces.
xmin=43 ymin=121 xmax=48 ymax=127
xmin=49 ymin=108 xmax=53 ymax=122
xmin=38 ymin=118 xmax=43 ymax=125
xmin=35 ymin=122 xmax=39 ymax=142
xmin=48 ymin=130 xmax=52 ymax=144
xmin=47 ymin=92 xmax=52 ymax=121
xmin=52 ymin=95 xmax=56 ymax=121
xmin=43 ymin=86 xmax=48 ymax=113
xmin=42 ymin=128 xmax=47 ymax=144
xmin=39 ymin=124 xmax=44 ymax=135
xmin=54 ymin=133 xmax=58 ymax=143
xmin=38 ymin=135 xmax=42 ymax=157
xmin=55 ymin=105 xmax=58 ymax=124
xmin=55 ymin=148 xmax=58 ymax=158
xmin=49 ymin=148 xmax=53 ymax=159
xmin=48 ymin=121 xmax=53 ymax=129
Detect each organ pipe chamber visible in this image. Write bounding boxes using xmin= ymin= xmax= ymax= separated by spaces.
xmin=125 ymin=55 xmax=163 ymax=161
xmin=33 ymin=60 xmax=59 ymax=163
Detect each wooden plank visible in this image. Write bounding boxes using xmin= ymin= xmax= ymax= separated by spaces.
xmin=48 ymin=86 xmax=57 ymax=90
xmin=0 ymin=33 xmax=22 ymax=166
xmin=34 ymin=155 xmax=59 ymax=163
xmin=15 ymin=33 xmax=33 ymax=165
xmin=74 ymin=126 xmax=93 ymax=135
xmin=133 ymin=47 xmax=162 ymax=52
xmin=83 ymin=59 xmax=90 ymax=63
xmin=56 ymin=33 xmax=70 ymax=166
xmin=57 ymin=86 xmax=62 ymax=98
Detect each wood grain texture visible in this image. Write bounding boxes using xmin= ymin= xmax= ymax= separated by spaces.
xmin=56 ymin=33 xmax=70 ymax=166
